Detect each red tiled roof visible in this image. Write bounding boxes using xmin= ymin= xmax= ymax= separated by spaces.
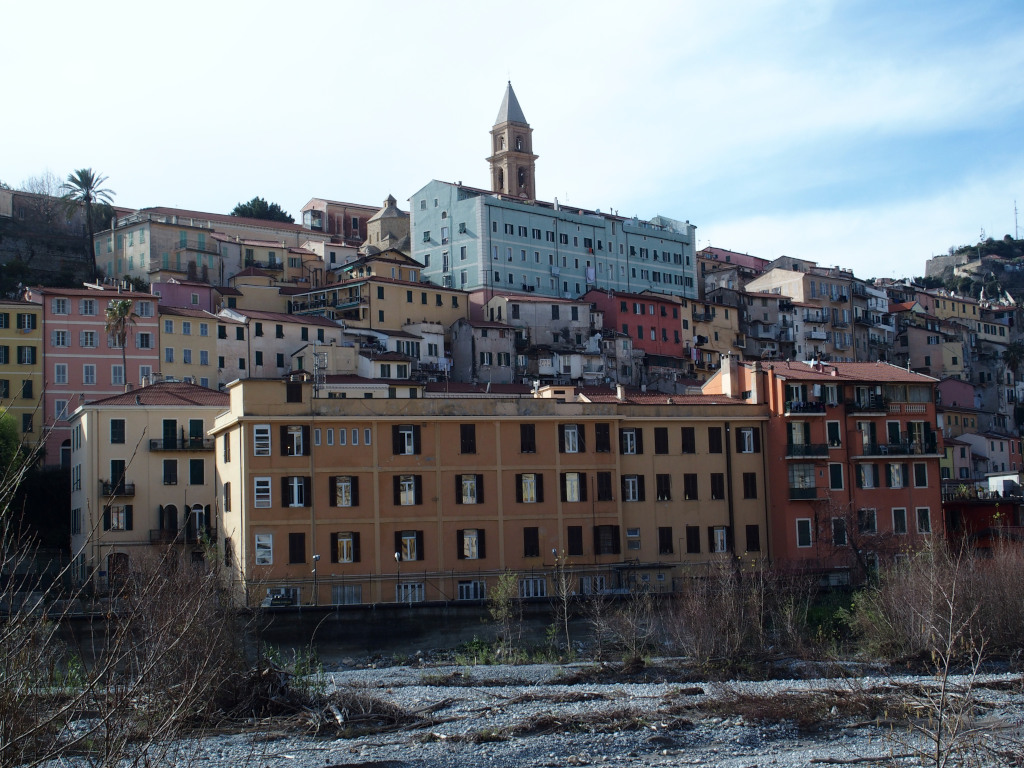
xmin=215 ymin=286 xmax=243 ymax=296
xmin=766 ymin=361 xmax=938 ymax=384
xmin=496 ymin=293 xmax=583 ymax=304
xmin=582 ymin=289 xmax=679 ymax=304
xmin=889 ymin=301 xmax=919 ymax=312
xmin=157 ymin=306 xmax=218 ymax=319
xmin=84 ymin=381 xmax=229 ymax=408
xmin=223 ymin=308 xmax=342 ymax=328
xmin=141 ymin=206 xmax=310 ymax=233
xmin=577 ymin=388 xmax=741 ymax=405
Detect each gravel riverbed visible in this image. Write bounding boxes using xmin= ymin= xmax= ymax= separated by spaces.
xmin=124 ymin=659 xmax=1024 ymax=768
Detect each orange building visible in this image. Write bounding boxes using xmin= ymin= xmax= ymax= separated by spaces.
xmin=705 ymin=356 xmax=943 ymax=583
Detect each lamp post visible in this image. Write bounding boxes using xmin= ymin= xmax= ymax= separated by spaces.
xmin=394 ymin=551 xmax=402 ymax=604
xmin=312 ymin=554 xmax=320 ymax=606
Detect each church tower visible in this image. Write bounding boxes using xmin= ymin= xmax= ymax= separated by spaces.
xmin=488 ymin=82 xmax=538 ymax=200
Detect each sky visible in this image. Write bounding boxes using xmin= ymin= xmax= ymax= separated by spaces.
xmin=3 ymin=0 xmax=1023 ymax=280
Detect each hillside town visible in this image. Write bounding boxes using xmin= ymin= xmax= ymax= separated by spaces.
xmin=1 ymin=83 xmax=1021 ymax=608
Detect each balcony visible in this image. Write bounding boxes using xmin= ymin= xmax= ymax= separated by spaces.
xmin=832 ymin=321 xmax=849 ymax=329
xmin=692 ymin=312 xmax=715 ymax=323
xmin=786 ymin=443 xmax=829 ymax=458
xmin=805 ymin=330 xmax=827 ymax=341
xmin=244 ymin=258 xmax=283 ymax=271
xmin=789 ymin=487 xmax=820 ymax=500
xmin=173 ymin=239 xmax=219 ymax=255
xmin=101 ymin=481 xmax=135 ymax=497
xmin=860 ymin=436 xmax=939 ymax=457
xmin=845 ymin=397 xmax=888 ymax=415
xmin=785 ymin=401 xmax=827 ymax=415
xmin=150 ymin=528 xmax=183 ymax=545
xmin=150 ymin=438 xmax=214 ymax=451
xmin=733 ymin=336 xmax=746 ymax=348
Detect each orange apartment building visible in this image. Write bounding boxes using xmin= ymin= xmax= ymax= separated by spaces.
xmin=212 ymin=378 xmax=769 ymax=607
xmin=705 ymin=357 xmax=943 ymax=583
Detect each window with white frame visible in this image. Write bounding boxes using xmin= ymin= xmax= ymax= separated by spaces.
xmin=461 ymin=528 xmax=480 ymax=559
xmin=519 ymin=577 xmax=547 ymax=598
xmin=858 ymin=508 xmax=877 ymax=534
xmin=254 ymin=424 xmax=271 ymax=456
xmin=80 ymin=331 xmax=97 ymax=348
xmin=54 ymin=363 xmax=68 ymax=385
xmin=52 ymin=330 xmax=69 ymax=347
xmin=893 ymin=507 xmax=908 ymax=534
xmin=53 ymin=399 xmax=69 ymax=420
xmin=458 ymin=580 xmax=487 ymax=600
xmin=520 ymin=473 xmax=538 ymax=503
xmin=399 ymin=530 xmax=418 ymax=561
xmin=563 ymin=424 xmax=580 ymax=453
xmin=111 ymin=365 xmax=124 ymax=386
xmin=285 ymin=476 xmax=306 ymax=507
xmin=712 ymin=526 xmax=728 ymax=553
xmin=79 ymin=299 xmax=96 ymax=316
xmin=334 ymin=476 xmax=355 ymax=507
xmin=336 ymin=532 xmax=356 ymax=563
xmin=52 ymin=298 xmax=68 ymax=315
xmin=796 ymin=518 xmax=812 ymax=548
xmin=254 ymin=533 xmax=273 ymax=565
xmin=396 ymin=425 xmax=416 ymax=454
xmin=396 ymin=582 xmax=425 ymax=603
xmin=398 ymin=475 xmax=417 ymax=505
xmin=254 ymin=477 xmax=272 ymax=507
xmin=331 ymin=584 xmax=362 ymax=605
xmin=887 ymin=463 xmax=905 ymax=489
xmin=916 ymin=507 xmax=931 ymax=534
xmin=460 ymin=475 xmax=478 ymax=504
xmin=83 ymin=365 xmax=96 ymax=385
xmin=621 ymin=428 xmax=637 ymax=454
xmin=564 ymin=472 xmax=582 ymax=502
xmin=624 ymin=475 xmax=640 ymax=501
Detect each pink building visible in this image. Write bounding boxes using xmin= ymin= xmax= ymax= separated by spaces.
xmin=26 ymin=286 xmax=159 ymax=466
xmin=150 ymin=279 xmax=221 ymax=313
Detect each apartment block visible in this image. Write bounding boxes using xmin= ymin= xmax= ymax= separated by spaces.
xmin=0 ymin=300 xmax=43 ymax=445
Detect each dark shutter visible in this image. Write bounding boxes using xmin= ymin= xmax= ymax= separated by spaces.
xmin=637 ymin=475 xmax=646 ymax=501
xmin=595 ymin=423 xmax=610 ymax=452
xmin=885 ymin=465 xmax=892 ymax=487
xmin=125 ymin=505 xmax=133 ymax=531
xmin=455 ymin=475 xmax=463 ymax=504
xmin=460 ymin=424 xmax=476 ymax=454
xmin=579 ymin=473 xmax=587 ymax=501
xmin=621 ymin=475 xmax=628 ymax=500
xmin=392 ymin=425 xmax=401 ymax=454
xmin=301 ymin=426 xmax=310 ymax=455
xmin=536 ymin=473 xmax=544 ymax=502
xmin=654 ymin=427 xmax=668 ymax=454
xmin=568 ymin=525 xmax=583 ymax=556
xmin=659 ymin=526 xmax=673 ymax=554
xmin=735 ymin=428 xmax=743 ymax=452
xmin=351 ymin=477 xmax=359 ymax=506
xmin=591 ymin=526 xmax=600 ymax=555
xmin=523 ymin=527 xmax=539 ymax=557
xmin=329 ymin=477 xmax=337 ymax=506
xmin=302 ymin=477 xmax=311 ymax=506
xmin=280 ymin=426 xmax=289 ymax=456
xmin=619 ymin=428 xmax=627 ymax=452
xmin=558 ymin=425 xmax=566 ymax=453
xmin=352 ymin=532 xmax=361 ymax=562
xmin=520 ymin=423 xmax=535 ymax=453
xmin=102 ymin=506 xmax=111 ymax=531
xmin=577 ymin=424 xmax=585 ymax=452
xmin=412 ymin=426 xmax=421 ymax=455
xmin=515 ymin=474 xmax=523 ymax=503
xmin=707 ymin=527 xmax=715 ymax=553
xmin=635 ymin=429 xmax=644 ymax=454
xmin=855 ymin=467 xmax=863 ymax=488
xmin=560 ymin=473 xmax=568 ymax=502
xmin=457 ymin=530 xmax=465 ymax=559
xmin=478 ymin=529 xmax=486 ymax=559
xmin=414 ymin=476 xmax=423 ymax=505
xmin=746 ymin=524 xmax=760 ymax=552
xmin=394 ymin=531 xmax=401 ymax=559
xmin=281 ymin=476 xmax=289 ymax=506
xmin=476 ymin=474 xmax=485 ymax=504
xmin=726 ymin=526 xmax=734 ymax=552
xmin=611 ymin=525 xmax=621 ymax=554
xmin=415 ymin=530 xmax=424 ymax=560
xmin=330 ymin=532 xmax=339 ymax=563
xmin=393 ymin=476 xmax=401 ymax=505
xmin=682 ymin=427 xmax=695 ymax=453
xmin=753 ymin=427 xmax=761 ymax=452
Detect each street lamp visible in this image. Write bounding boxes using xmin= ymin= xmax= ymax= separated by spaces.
xmin=394 ymin=551 xmax=402 ymax=604
xmin=312 ymin=554 xmax=321 ymax=606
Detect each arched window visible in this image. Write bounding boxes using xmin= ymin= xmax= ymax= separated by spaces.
xmin=60 ymin=439 xmax=71 ymax=468
xmin=497 ymin=169 xmax=504 ymax=191
xmin=162 ymin=504 xmax=178 ymax=532
xmin=498 ymin=136 xmax=505 ymax=150
xmin=515 ymin=136 xmax=523 ymax=151
xmin=518 ymin=167 xmax=527 ymax=188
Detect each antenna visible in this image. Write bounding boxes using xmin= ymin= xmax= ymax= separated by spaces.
xmin=312 ymin=339 xmax=327 ymax=397
xmin=1016 ymin=200 xmax=1019 ymax=240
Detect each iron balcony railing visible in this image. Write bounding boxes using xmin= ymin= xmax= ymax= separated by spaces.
xmin=149 ymin=438 xmax=214 ymax=451
xmin=101 ymin=481 xmax=135 ymax=497
xmin=785 ymin=443 xmax=829 ymax=458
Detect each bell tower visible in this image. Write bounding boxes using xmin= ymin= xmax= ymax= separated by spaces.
xmin=487 ymin=82 xmax=538 ymax=200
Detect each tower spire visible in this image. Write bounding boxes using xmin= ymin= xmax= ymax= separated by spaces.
xmin=488 ymin=83 xmax=538 ymax=200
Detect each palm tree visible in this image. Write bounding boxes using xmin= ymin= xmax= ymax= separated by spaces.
xmin=61 ymin=168 xmax=115 ymax=280
xmin=105 ymin=299 xmax=138 ymax=391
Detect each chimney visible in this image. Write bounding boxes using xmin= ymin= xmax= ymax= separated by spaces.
xmin=616 ymin=383 xmax=625 ymax=402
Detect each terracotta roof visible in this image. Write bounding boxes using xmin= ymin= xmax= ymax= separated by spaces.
xmin=766 ymin=361 xmax=939 ymax=384
xmin=287 ymin=247 xmax=317 ymax=255
xmin=582 ymin=289 xmax=679 ymax=304
xmin=34 ymin=286 xmax=153 ymax=299
xmin=577 ymin=388 xmax=741 ymax=405
xmin=140 ymin=206 xmax=309 ymax=233
xmin=232 ymin=267 xmax=274 ymax=279
xmin=83 ymin=381 xmax=229 ymax=408
xmin=239 ymin=238 xmax=287 ymax=247
xmin=889 ymin=301 xmax=919 ymax=313
xmin=223 ymin=308 xmax=342 ymax=328
xmin=424 ymin=382 xmax=533 ymax=395
xmin=497 ymin=293 xmax=584 ymax=305
xmin=158 ymin=306 xmax=218 ymax=319
xmin=215 ymin=286 xmax=243 ymax=296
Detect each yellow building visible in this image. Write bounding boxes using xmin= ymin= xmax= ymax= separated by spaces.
xmin=157 ymin=306 xmax=219 ymax=388
xmin=68 ymin=381 xmax=229 ymax=590
xmin=212 ymin=377 xmax=768 ymax=607
xmin=0 ymin=299 xmax=43 ymax=444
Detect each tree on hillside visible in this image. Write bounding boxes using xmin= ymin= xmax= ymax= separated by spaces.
xmin=61 ymin=168 xmax=115 ymax=280
xmin=18 ymin=170 xmax=68 ymax=232
xmin=231 ymin=196 xmax=294 ymax=223
xmin=105 ymin=299 xmax=138 ymax=390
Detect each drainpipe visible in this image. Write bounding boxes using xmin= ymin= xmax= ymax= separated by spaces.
xmin=725 ymin=421 xmax=736 ymax=557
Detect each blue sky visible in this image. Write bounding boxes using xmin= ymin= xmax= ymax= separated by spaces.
xmin=4 ymin=0 xmax=1022 ymax=280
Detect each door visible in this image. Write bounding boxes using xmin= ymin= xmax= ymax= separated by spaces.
xmin=110 ymin=459 xmax=126 ymax=495
xmin=189 ymin=419 xmax=203 ymax=448
xmin=163 ymin=419 xmax=177 ymax=449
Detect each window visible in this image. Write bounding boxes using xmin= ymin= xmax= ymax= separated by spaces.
xmin=188 ymin=458 xmax=205 ymax=485
xmin=54 ymin=363 xmax=68 ymax=385
xmin=686 ymin=525 xmax=701 ymax=554
xmin=516 ymin=472 xmax=542 ymax=503
xmin=458 ymin=528 xmax=485 ymax=560
xmin=886 ymin=463 xmax=907 ymax=489
xmin=254 ymin=533 xmax=273 ymax=565
xmin=736 ymin=427 xmax=760 ymax=453
xmin=82 ymin=365 xmax=96 ymax=385
xmin=622 ymin=474 xmax=645 ymax=502
xmin=52 ymin=330 xmax=69 ymax=347
xmin=110 ymin=419 xmax=125 ymax=444
xmin=79 ymin=299 xmax=96 ymax=316
xmin=832 ymin=517 xmax=848 ymax=546
xmin=619 ymin=428 xmax=641 ymax=454
xmin=18 ymin=346 xmax=37 ymax=364
xmin=710 ymin=473 xmax=725 ymax=500
xmin=745 ymin=524 xmax=761 ymax=553
xmin=743 ymin=472 xmax=758 ymax=499
xmin=456 ymin=474 xmax=483 ymax=504
xmin=829 ymin=463 xmax=844 ymax=490
xmin=104 ymin=505 xmax=132 ymax=531
xmin=397 ymin=530 xmax=422 ymax=561
xmin=681 ymin=427 xmax=696 ymax=454
xmin=659 ymin=527 xmax=674 ymax=555
xmin=282 ymin=425 xmax=308 ymax=456
xmin=254 ymin=425 xmax=271 ymax=456
xmin=519 ymin=578 xmax=547 ymax=598
xmin=523 ymin=527 xmax=540 ymax=557
xmin=283 ymin=476 xmax=310 ymax=507
xmin=826 ymin=421 xmax=842 ymax=447
xmin=594 ymin=525 xmax=621 ymax=555
xmin=913 ymin=463 xmax=927 ymax=488
xmin=683 ymin=474 xmax=698 ymax=500
xmin=858 ymin=508 xmax=877 ymax=534
xmin=796 ymin=519 xmax=813 ymax=548
xmin=395 ymin=474 xmax=421 ymax=506
xmin=393 ymin=424 xmax=420 ymax=455
xmin=288 ymin=532 xmax=306 ymax=564
xmin=52 ymin=298 xmax=68 ymax=315
xmin=331 ymin=531 xmax=360 ymax=563
xmin=200 ymin=323 xmax=208 ymax=337
xmin=254 ymin=477 xmax=272 ymax=507
xmin=916 ymin=507 xmax=931 ymax=534
xmin=654 ymin=427 xmax=669 ymax=454
xmin=561 ymin=472 xmax=586 ymax=502
xmin=856 ymin=464 xmax=879 ymax=489
xmin=331 ymin=476 xmax=359 ymax=507
xmin=559 ymin=423 xmax=584 ymax=453
xmin=708 ymin=427 xmax=722 ymax=453
xmin=596 ymin=471 xmax=613 ymax=501
xmin=711 ymin=526 xmax=729 ymax=553
xmin=656 ymin=473 xmax=671 ymax=501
